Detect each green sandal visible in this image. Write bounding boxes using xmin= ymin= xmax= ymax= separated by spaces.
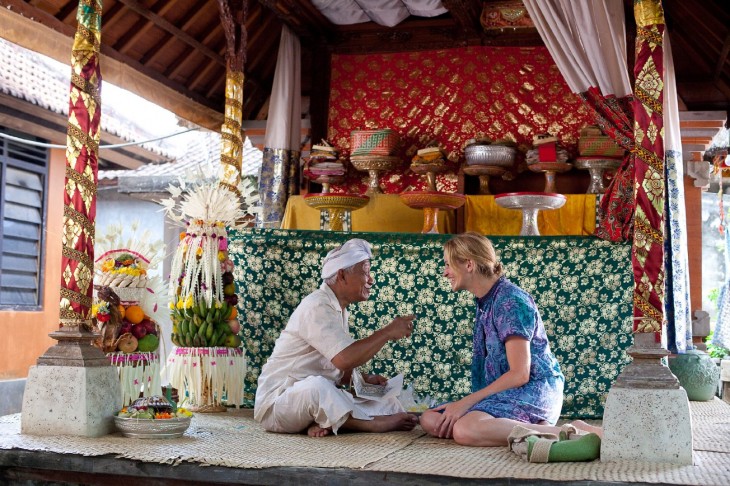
xmin=508 ymin=424 xmax=601 ymax=463
xmin=526 ymin=431 xmax=601 ymax=463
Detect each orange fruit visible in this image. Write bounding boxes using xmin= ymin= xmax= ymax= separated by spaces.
xmin=125 ymin=305 xmax=145 ymax=324
xmin=118 ymin=305 xmax=126 ymax=319
xmin=229 ymin=307 xmax=238 ymax=320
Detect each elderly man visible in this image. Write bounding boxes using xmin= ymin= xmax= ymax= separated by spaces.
xmin=254 ymin=238 xmax=418 ymax=437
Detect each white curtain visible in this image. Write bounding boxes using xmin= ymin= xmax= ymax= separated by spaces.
xmin=524 ymin=0 xmax=692 ymax=353
xmin=663 ymin=31 xmax=692 ymax=353
xmin=523 ymin=0 xmax=631 ymax=97
xmin=312 ymin=0 xmax=447 ymax=27
xmin=258 ymin=26 xmax=301 ymax=228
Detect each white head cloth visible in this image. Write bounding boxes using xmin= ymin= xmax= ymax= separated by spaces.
xmin=321 ymin=238 xmax=372 ymax=280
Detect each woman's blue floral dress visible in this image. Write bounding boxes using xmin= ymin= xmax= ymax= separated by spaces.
xmin=469 ymin=276 xmax=564 ymax=424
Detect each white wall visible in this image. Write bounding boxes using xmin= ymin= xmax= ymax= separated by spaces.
xmin=96 ymin=188 xmax=180 ymax=383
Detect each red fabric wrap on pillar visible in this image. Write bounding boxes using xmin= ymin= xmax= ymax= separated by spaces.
xmin=59 ymin=0 xmax=103 ymax=326
xmin=631 ymin=1 xmax=666 ymax=334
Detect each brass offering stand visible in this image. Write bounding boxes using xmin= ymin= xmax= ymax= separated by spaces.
xmin=462 ymin=165 xmax=508 ymax=195
xmin=527 ymin=161 xmax=572 ymax=193
xmin=350 ymin=155 xmax=401 ymax=195
xmin=304 ymin=193 xmax=369 ymax=231
xmin=574 ymin=157 xmax=622 ymax=194
xmin=306 ymin=173 xmax=345 ymax=194
xmin=399 ymin=163 xmax=465 ymax=234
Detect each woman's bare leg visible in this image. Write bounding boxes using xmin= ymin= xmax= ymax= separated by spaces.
xmin=452 ymin=411 xmax=563 ymax=447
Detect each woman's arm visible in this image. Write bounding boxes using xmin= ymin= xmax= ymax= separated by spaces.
xmin=433 ymin=336 xmax=531 ymax=438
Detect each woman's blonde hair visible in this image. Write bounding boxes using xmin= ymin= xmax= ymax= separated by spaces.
xmin=443 ymin=232 xmax=503 ymax=277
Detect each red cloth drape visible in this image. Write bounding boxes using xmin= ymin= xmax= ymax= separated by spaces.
xmin=581 ymin=88 xmax=636 ymax=241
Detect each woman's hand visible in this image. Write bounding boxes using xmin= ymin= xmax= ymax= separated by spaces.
xmin=362 ymin=373 xmax=388 ymax=385
xmin=432 ymin=399 xmax=473 ymax=438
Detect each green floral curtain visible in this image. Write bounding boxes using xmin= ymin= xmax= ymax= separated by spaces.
xmin=229 ymin=229 xmax=633 ymax=419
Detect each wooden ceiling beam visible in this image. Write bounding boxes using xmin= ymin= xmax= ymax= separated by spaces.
xmin=714 ymin=33 xmax=730 ymax=82
xmin=100 ymin=2 xmax=127 ymax=31
xmin=113 ymin=0 xmax=173 ymax=54
xmin=161 ymin=16 xmax=223 ymax=79
xmin=116 ymin=0 xmax=225 ymax=66
xmin=56 ymin=1 xmax=78 ymax=23
xmin=0 ymin=2 xmax=223 ymax=125
xmin=139 ymin=0 xmax=211 ymax=67
xmin=257 ymin=0 xmax=333 ymax=41
xmin=440 ymin=0 xmax=482 ymax=38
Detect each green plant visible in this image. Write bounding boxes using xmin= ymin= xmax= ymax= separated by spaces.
xmin=705 ymin=331 xmax=730 ymax=359
xmin=708 ymin=287 xmax=720 ymax=306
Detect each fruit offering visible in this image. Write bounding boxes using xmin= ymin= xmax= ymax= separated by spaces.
xmin=96 ymin=250 xmax=149 ymax=288
xmin=169 ymin=220 xmax=241 ymax=348
xmin=92 ymin=285 xmax=161 ymax=354
xmin=116 ymin=395 xmax=192 ymax=419
xmin=163 ymin=179 xmax=252 ymax=350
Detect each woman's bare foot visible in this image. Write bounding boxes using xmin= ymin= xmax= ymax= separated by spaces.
xmin=571 ymin=420 xmax=603 ymax=439
xmin=307 ymin=423 xmax=332 ymax=437
xmin=342 ymin=413 xmax=419 ymax=433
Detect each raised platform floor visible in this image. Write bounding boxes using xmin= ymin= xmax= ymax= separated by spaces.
xmin=1 ymin=399 xmax=729 ymax=486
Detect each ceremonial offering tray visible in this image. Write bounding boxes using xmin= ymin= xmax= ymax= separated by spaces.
xmin=527 ymin=162 xmax=572 ymax=193
xmin=304 ymin=193 xmax=369 ymax=231
xmin=575 ymin=157 xmax=622 ymax=194
xmin=462 ymin=165 xmax=509 ymax=195
xmin=350 ymin=155 xmax=402 ymax=194
xmin=350 ymin=129 xmax=399 ymax=156
xmin=114 ymin=416 xmax=192 ymax=439
xmin=399 ymin=190 xmax=465 ymax=234
xmin=465 ymin=144 xmax=516 ymax=167
xmin=495 ymin=192 xmax=566 ymax=236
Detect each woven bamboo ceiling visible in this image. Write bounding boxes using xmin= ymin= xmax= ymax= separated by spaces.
xmin=1 ymin=0 xmax=728 ymax=129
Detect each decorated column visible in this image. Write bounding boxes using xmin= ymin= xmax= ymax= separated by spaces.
xmin=602 ymin=0 xmax=692 ymax=465
xmin=21 ymin=0 xmax=121 ymax=437
xmin=216 ymin=0 xmax=248 ymax=197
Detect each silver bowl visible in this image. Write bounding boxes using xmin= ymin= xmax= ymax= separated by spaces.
xmin=465 ymin=145 xmax=516 ymax=167
xmin=114 ymin=416 xmax=191 ymax=439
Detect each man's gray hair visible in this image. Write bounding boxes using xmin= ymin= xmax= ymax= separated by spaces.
xmin=324 ymin=262 xmax=359 ymax=286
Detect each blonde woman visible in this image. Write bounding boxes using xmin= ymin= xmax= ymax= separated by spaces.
xmin=420 ymin=232 xmax=601 ymax=451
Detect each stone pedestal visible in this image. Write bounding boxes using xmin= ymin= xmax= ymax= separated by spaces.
xmin=21 ymin=365 xmax=121 ymax=437
xmin=601 ymin=332 xmax=694 ymax=465
xmin=20 ymin=324 xmax=122 ymax=437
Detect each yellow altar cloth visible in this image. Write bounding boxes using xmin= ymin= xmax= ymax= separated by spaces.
xmin=281 ymin=194 xmax=456 ymax=233
xmin=465 ymin=194 xmax=596 ymax=236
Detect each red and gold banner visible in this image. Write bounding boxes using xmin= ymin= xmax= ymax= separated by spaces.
xmin=632 ymin=0 xmax=666 ymax=334
xmin=59 ymin=0 xmax=102 ymax=327
xmin=327 ymin=46 xmax=593 ymax=194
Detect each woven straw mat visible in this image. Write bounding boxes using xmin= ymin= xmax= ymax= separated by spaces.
xmin=0 ymin=409 xmax=423 ymax=469
xmin=1 ymin=400 xmax=730 ymax=484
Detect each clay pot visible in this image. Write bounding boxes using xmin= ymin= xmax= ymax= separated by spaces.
xmin=668 ymin=350 xmax=720 ymax=401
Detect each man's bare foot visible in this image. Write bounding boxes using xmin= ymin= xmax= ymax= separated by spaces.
xmin=307 ymin=423 xmax=332 ymax=437
xmin=571 ymin=420 xmax=603 ymax=439
xmin=342 ymin=413 xmax=419 ymax=433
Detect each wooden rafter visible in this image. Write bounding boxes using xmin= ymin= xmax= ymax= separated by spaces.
xmin=441 ymin=0 xmax=481 ymax=38
xmin=138 ymin=0 xmax=210 ymax=66
xmin=117 ymin=0 xmax=225 ymax=66
xmin=113 ymin=0 xmax=173 ymax=53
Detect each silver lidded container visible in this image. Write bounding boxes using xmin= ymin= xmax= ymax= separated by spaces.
xmin=465 ymin=144 xmax=517 ymax=167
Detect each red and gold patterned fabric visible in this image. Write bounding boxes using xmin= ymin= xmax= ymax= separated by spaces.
xmin=581 ymin=88 xmax=636 ymax=242
xmin=327 ymin=46 xmax=593 ymax=195
xmin=632 ymin=0 xmax=666 ymax=334
xmin=59 ymin=1 xmax=102 ymax=327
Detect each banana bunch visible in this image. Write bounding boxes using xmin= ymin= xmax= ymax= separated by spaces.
xmin=171 ymin=299 xmax=241 ymax=348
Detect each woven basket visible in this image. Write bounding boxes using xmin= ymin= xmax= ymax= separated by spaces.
xmin=350 ymin=129 xmax=399 ymax=156
xmin=578 ymin=136 xmax=624 ymax=158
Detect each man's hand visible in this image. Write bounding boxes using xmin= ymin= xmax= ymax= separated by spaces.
xmin=362 ymin=373 xmax=388 ymax=385
xmin=382 ymin=314 xmax=415 ymax=340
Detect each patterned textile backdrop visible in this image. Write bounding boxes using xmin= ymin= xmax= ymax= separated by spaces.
xmin=327 ymin=46 xmax=593 ymax=194
xmin=229 ymin=229 xmax=633 ymax=419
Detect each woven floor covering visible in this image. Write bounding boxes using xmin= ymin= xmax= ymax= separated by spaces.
xmin=1 ymin=399 xmax=729 ymax=484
